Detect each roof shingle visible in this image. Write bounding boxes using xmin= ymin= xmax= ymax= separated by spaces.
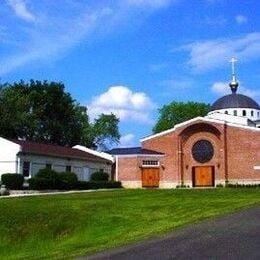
xmin=9 ymin=139 xmax=110 ymax=162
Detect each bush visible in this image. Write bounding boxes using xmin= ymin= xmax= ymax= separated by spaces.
xmin=29 ymin=168 xmax=60 ymax=190
xmin=77 ymin=181 xmax=91 ymax=190
xmin=77 ymin=181 xmax=122 ymax=190
xmin=90 ymin=171 xmax=109 ymax=182
xmin=1 ymin=174 xmax=24 ymax=190
xmin=28 ymin=178 xmax=54 ymax=190
xmin=58 ymin=172 xmax=78 ymax=190
xmin=227 ymin=183 xmax=260 ymax=188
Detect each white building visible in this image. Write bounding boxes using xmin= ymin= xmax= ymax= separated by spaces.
xmin=0 ymin=137 xmax=114 ymax=181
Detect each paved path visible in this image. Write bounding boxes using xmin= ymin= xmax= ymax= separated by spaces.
xmin=86 ymin=206 xmax=260 ymax=260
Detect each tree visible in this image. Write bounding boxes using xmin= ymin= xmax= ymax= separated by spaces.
xmin=153 ymin=101 xmax=210 ymax=134
xmin=0 ymin=80 xmax=120 ymax=148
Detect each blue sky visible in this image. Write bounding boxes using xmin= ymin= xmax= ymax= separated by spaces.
xmin=1 ymin=0 xmax=260 ymax=147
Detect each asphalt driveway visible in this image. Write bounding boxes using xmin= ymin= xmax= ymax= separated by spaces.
xmin=85 ymin=205 xmax=260 ymax=260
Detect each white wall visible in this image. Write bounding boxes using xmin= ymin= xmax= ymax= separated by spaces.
xmin=0 ymin=138 xmax=20 ymax=178
xmin=19 ymin=154 xmax=112 ymax=180
xmin=208 ymin=108 xmax=260 ymax=121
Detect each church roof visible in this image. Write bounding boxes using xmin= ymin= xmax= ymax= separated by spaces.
xmin=211 ymin=93 xmax=260 ymax=111
xmin=107 ymin=147 xmax=164 ymax=155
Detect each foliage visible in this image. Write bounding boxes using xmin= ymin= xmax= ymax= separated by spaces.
xmin=226 ymin=183 xmax=260 ymax=188
xmin=153 ymin=101 xmax=210 ymax=133
xmin=29 ymin=168 xmax=60 ymax=190
xmin=1 ymin=173 xmax=24 ymax=190
xmin=77 ymin=181 xmax=122 ymax=190
xmin=90 ymin=171 xmax=109 ymax=182
xmin=0 ymin=189 xmax=259 ymax=259
xmin=28 ymin=177 xmax=55 ymax=190
xmin=58 ymin=172 xmax=78 ymax=190
xmin=0 ymin=80 xmax=120 ymax=148
xmin=29 ymin=168 xmax=79 ymax=190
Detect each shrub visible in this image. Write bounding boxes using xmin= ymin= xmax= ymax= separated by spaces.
xmin=77 ymin=181 xmax=122 ymax=190
xmin=216 ymin=183 xmax=224 ymax=188
xmin=176 ymin=184 xmax=190 ymax=189
xmin=29 ymin=168 xmax=60 ymax=190
xmin=28 ymin=178 xmax=54 ymax=190
xmin=1 ymin=174 xmax=24 ymax=190
xmin=58 ymin=172 xmax=78 ymax=190
xmin=90 ymin=171 xmax=109 ymax=182
xmin=227 ymin=183 xmax=260 ymax=188
xmin=77 ymin=181 xmax=91 ymax=190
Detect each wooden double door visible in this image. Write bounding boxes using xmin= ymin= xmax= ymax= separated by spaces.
xmin=142 ymin=168 xmax=159 ymax=188
xmin=192 ymin=166 xmax=215 ymax=187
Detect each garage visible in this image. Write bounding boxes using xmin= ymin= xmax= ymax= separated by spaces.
xmin=192 ymin=166 xmax=215 ymax=187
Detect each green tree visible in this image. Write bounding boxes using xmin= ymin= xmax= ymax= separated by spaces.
xmin=0 ymin=80 xmax=120 ymax=148
xmin=153 ymin=101 xmax=210 ymax=134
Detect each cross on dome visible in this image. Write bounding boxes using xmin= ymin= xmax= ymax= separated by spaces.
xmin=229 ymin=57 xmax=239 ymax=94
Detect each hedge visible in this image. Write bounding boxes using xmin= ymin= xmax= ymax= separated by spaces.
xmin=1 ymin=174 xmax=24 ymax=190
xmin=58 ymin=172 xmax=78 ymax=190
xmin=29 ymin=168 xmax=78 ymax=190
xmin=77 ymin=181 xmax=122 ymax=190
xmin=90 ymin=171 xmax=109 ymax=182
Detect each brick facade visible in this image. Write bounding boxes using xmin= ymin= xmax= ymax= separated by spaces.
xmin=116 ymin=118 xmax=260 ymax=188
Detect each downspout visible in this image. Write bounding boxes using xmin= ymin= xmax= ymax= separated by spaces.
xmin=16 ymin=145 xmax=22 ymax=174
xmin=224 ymin=122 xmax=228 ymax=185
xmin=115 ymin=156 xmax=119 ymax=181
xmin=178 ymin=136 xmax=184 ymax=186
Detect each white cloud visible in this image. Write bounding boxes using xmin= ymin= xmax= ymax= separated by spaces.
xmin=181 ymin=32 xmax=260 ymax=72
xmin=1 ymin=1 xmax=176 ymax=76
xmin=211 ymin=81 xmax=230 ymax=96
xmin=7 ymin=0 xmax=35 ymax=22
xmin=0 ymin=6 xmax=113 ymax=75
xmin=149 ymin=62 xmax=168 ymax=72
xmin=235 ymin=15 xmax=248 ymax=25
xmin=119 ymin=133 xmax=135 ymax=147
xmin=159 ymin=78 xmax=193 ymax=90
xmin=125 ymin=0 xmax=173 ymax=8
xmin=88 ymin=86 xmax=156 ymax=124
xmin=211 ymin=81 xmax=260 ymax=101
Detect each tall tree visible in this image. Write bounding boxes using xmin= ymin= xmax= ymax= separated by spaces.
xmin=0 ymin=80 xmax=120 ymax=148
xmin=153 ymin=101 xmax=210 ymax=134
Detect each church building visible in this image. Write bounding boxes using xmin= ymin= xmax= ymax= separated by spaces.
xmin=109 ymin=59 xmax=260 ymax=188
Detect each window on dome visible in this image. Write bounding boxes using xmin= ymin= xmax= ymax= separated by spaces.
xmin=233 ymin=110 xmax=237 ymax=116
xmin=242 ymin=110 xmax=246 ymax=116
xmin=251 ymin=111 xmax=254 ymax=117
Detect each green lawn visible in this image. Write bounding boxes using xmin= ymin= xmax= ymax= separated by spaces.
xmin=0 ymin=189 xmax=259 ymax=259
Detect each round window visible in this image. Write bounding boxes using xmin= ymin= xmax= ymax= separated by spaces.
xmin=192 ymin=140 xmax=214 ymax=163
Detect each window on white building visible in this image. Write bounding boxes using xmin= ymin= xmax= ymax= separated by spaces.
xmin=46 ymin=163 xmax=52 ymax=169
xmin=251 ymin=110 xmax=254 ymax=117
xmin=242 ymin=110 xmax=246 ymax=116
xmin=66 ymin=165 xmax=71 ymax=172
xmin=233 ymin=110 xmax=237 ymax=116
xmin=23 ymin=161 xmax=30 ymax=177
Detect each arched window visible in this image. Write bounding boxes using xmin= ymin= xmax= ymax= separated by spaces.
xmin=251 ymin=110 xmax=254 ymax=117
xmin=225 ymin=111 xmax=228 ymax=114
xmin=233 ymin=110 xmax=237 ymax=116
xmin=242 ymin=110 xmax=246 ymax=116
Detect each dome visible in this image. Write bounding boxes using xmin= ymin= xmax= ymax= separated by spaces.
xmin=210 ymin=93 xmax=260 ymax=111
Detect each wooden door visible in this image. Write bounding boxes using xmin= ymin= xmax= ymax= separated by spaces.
xmin=193 ymin=166 xmax=214 ymax=187
xmin=142 ymin=168 xmax=159 ymax=188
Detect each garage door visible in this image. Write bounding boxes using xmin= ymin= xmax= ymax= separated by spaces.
xmin=193 ymin=166 xmax=214 ymax=187
xmin=142 ymin=168 xmax=159 ymax=188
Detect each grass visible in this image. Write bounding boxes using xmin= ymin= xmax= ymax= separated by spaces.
xmin=0 ymin=188 xmax=259 ymax=259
